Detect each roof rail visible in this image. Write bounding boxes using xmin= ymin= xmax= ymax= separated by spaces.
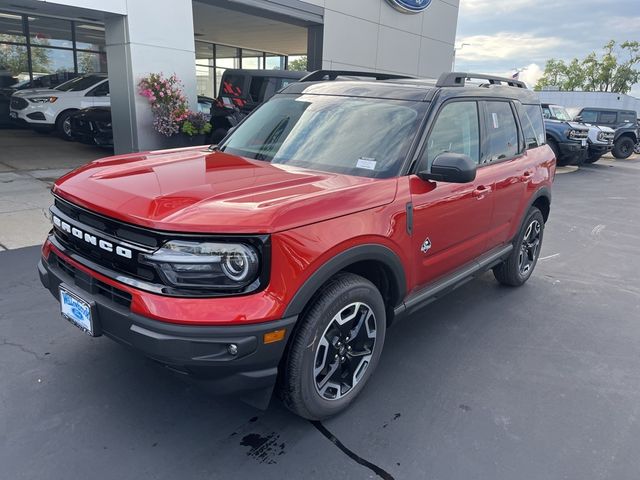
xmin=300 ymin=70 xmax=414 ymax=82
xmin=436 ymin=72 xmax=527 ymax=89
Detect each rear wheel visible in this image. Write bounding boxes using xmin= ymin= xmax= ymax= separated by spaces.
xmin=612 ymin=136 xmax=634 ymax=159
xmin=279 ymin=273 xmax=386 ymax=420
xmin=493 ymin=207 xmax=545 ymax=287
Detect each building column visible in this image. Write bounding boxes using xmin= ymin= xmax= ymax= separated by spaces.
xmin=104 ymin=0 xmax=197 ymax=154
xmin=307 ymin=24 xmax=324 ymax=72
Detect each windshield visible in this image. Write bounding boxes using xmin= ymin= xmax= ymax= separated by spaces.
xmin=550 ymin=105 xmax=572 ymax=121
xmin=219 ymin=95 xmax=426 ymax=178
xmin=55 ymin=75 xmax=104 ymax=92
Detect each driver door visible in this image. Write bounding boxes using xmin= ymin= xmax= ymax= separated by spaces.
xmin=409 ymin=100 xmax=495 ymax=290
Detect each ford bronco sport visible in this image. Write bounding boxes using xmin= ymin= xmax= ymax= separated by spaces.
xmin=39 ymin=71 xmax=555 ymax=420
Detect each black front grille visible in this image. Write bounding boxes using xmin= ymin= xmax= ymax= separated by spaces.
xmin=51 ymin=253 xmax=132 ymax=308
xmin=52 ymin=198 xmax=162 ymax=285
xmin=10 ymin=97 xmax=28 ymax=110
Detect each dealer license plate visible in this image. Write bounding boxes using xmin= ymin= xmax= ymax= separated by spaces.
xmin=60 ymin=286 xmax=94 ymax=336
xmin=581 ymin=139 xmax=587 ymax=147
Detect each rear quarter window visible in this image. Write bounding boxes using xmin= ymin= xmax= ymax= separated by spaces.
xmin=521 ymin=104 xmax=545 ymax=149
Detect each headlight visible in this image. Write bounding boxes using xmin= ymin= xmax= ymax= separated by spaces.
xmin=142 ymin=240 xmax=260 ymax=290
xmin=597 ymin=132 xmax=605 ymax=141
xmin=567 ymin=129 xmax=583 ymax=140
xmin=29 ymin=96 xmax=58 ymax=104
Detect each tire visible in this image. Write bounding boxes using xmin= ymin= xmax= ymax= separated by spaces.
xmin=634 ymin=142 xmax=640 ymax=155
xmin=493 ymin=207 xmax=545 ymax=287
xmin=584 ymin=153 xmax=602 ymax=164
xmin=612 ymin=136 xmax=634 ymax=159
xmin=279 ymin=272 xmax=386 ymax=420
xmin=547 ymin=139 xmax=567 ymax=166
xmin=55 ymin=110 xmax=76 ymax=141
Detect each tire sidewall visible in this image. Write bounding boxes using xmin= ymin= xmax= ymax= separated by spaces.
xmin=613 ymin=137 xmax=634 ymax=159
xmin=56 ymin=111 xmax=75 ymax=140
xmin=514 ymin=209 xmax=545 ymax=283
xmin=296 ymin=281 xmax=386 ymax=419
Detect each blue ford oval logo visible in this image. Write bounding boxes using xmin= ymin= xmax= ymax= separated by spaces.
xmin=386 ymin=0 xmax=432 ymax=14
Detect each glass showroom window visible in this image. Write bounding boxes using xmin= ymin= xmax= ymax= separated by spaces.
xmin=196 ymin=41 xmax=215 ymax=98
xmin=0 ymin=12 xmax=27 ymax=86
xmin=195 ymin=41 xmax=289 ymax=99
xmin=0 ymin=10 xmax=106 ymax=87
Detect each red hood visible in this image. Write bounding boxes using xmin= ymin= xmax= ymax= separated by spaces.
xmin=53 ymin=147 xmax=398 ymax=234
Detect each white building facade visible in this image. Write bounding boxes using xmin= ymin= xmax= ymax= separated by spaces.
xmin=0 ymin=0 xmax=460 ymax=153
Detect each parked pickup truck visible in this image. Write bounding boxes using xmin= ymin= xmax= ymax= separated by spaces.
xmin=38 ymin=71 xmax=555 ymax=419
xmin=542 ymin=103 xmax=589 ymax=165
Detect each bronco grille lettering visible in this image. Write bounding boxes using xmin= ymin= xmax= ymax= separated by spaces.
xmin=52 ymin=214 xmax=133 ymax=260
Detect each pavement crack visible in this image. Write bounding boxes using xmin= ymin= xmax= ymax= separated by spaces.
xmin=0 ymin=339 xmax=44 ymax=360
xmin=311 ymin=421 xmax=395 ymax=480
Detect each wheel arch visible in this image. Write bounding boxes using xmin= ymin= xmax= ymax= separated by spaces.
xmin=282 ymin=244 xmax=407 ymax=325
xmin=515 ymin=187 xmax=551 ymax=241
xmin=55 ymin=108 xmax=79 ymax=126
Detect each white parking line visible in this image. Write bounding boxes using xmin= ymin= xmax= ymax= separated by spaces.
xmin=539 ymin=253 xmax=560 ymax=261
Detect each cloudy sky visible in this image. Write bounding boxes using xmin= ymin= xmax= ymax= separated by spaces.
xmin=454 ymin=0 xmax=640 ymax=96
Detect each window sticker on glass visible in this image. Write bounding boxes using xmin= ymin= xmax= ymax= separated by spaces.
xmin=356 ymin=157 xmax=377 ymax=170
xmin=492 ymin=112 xmax=499 ymax=129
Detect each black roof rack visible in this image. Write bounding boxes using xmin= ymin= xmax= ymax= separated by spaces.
xmin=436 ymin=72 xmax=527 ymax=89
xmin=300 ymin=70 xmax=414 ymax=82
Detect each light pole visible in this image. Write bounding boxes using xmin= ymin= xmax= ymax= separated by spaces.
xmin=452 ymin=43 xmax=470 ymax=71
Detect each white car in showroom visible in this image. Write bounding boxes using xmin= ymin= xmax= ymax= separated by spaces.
xmin=9 ymin=74 xmax=109 ymax=140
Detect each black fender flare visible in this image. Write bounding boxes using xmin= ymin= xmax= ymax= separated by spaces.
xmin=513 ymin=187 xmax=552 ymax=242
xmin=282 ymin=244 xmax=407 ymax=318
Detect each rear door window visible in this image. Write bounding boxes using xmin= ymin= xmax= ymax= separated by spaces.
xmin=483 ymin=101 xmax=520 ymax=163
xmin=599 ymin=111 xmax=617 ymax=124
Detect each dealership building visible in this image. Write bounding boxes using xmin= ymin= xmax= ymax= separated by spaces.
xmin=0 ymin=0 xmax=460 ymax=153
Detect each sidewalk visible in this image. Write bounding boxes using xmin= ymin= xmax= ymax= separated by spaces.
xmin=0 ymin=129 xmax=106 ymax=250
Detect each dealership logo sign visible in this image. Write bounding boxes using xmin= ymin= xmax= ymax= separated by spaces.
xmin=386 ymin=0 xmax=432 ymax=14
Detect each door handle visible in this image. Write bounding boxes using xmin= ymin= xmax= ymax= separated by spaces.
xmin=520 ymin=170 xmax=534 ymax=181
xmin=472 ymin=185 xmax=492 ymax=199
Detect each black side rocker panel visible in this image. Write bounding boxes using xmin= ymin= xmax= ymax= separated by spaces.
xmin=394 ymin=243 xmax=514 ymax=320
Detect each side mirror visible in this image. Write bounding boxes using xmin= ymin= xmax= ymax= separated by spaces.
xmin=574 ymin=115 xmax=582 ymax=122
xmin=417 ymin=152 xmax=477 ymax=183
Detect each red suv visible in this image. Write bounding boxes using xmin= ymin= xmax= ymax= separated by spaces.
xmin=39 ymin=71 xmax=555 ymax=419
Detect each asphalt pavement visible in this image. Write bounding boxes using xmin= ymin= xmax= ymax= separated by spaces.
xmin=1 ymin=156 xmax=640 ymax=479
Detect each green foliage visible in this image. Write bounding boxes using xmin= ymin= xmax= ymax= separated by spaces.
xmin=181 ymin=111 xmax=212 ymax=137
xmin=534 ymin=40 xmax=640 ymax=94
xmin=288 ymin=56 xmax=307 ymax=72
xmin=0 ymin=36 xmax=52 ymax=76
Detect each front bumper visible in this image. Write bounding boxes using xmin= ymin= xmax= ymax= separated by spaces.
xmin=38 ymin=252 xmax=297 ymax=396
xmin=557 ymin=141 xmax=588 ymax=164
xmin=588 ymin=143 xmax=613 ymax=156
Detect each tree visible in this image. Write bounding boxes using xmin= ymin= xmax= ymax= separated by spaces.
xmin=0 ymin=35 xmax=51 ymax=77
xmin=288 ymin=56 xmax=307 ymax=72
xmin=534 ymin=40 xmax=640 ymax=94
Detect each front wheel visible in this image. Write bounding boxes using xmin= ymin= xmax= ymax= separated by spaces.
xmin=493 ymin=207 xmax=545 ymax=287
xmin=548 ymin=139 xmax=567 ymax=166
xmin=612 ymin=137 xmax=634 ymax=159
xmin=279 ymin=273 xmax=386 ymax=420
xmin=584 ymin=153 xmax=602 ymax=164
xmin=634 ymin=141 xmax=640 ymax=155
xmin=56 ymin=110 xmax=76 ymax=141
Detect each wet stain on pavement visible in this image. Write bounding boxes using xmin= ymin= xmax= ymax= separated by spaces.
xmin=240 ymin=432 xmax=286 ymax=464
